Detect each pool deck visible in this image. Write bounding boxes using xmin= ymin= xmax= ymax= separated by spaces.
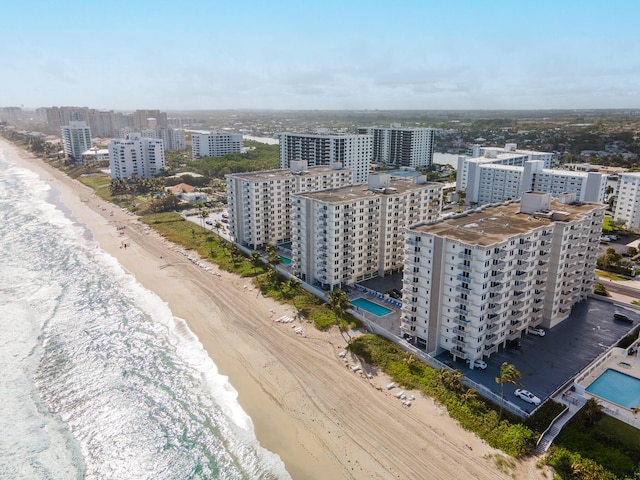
xmin=572 ymin=344 xmax=640 ymax=427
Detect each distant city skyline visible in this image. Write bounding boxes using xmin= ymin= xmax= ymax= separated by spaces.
xmin=2 ymin=0 xmax=639 ymax=111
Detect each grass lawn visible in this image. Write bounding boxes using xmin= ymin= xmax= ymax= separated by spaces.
xmin=594 ymin=415 xmax=640 ymax=452
xmin=603 ymin=215 xmax=611 ymax=232
xmin=77 ymin=174 xmax=114 ymax=202
xmin=596 ymin=270 xmax=630 ymax=281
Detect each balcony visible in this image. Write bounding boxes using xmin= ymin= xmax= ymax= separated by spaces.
xmin=449 ymin=349 xmax=467 ymax=360
xmin=489 ymin=291 xmax=504 ymax=301
xmin=455 ymin=285 xmax=472 ymax=294
xmin=484 ymin=345 xmax=498 ymax=355
xmin=456 ymin=273 xmax=473 ymax=282
xmin=455 ymin=295 xmax=470 ymax=306
xmin=512 ymin=311 xmax=525 ymax=319
xmin=453 ymin=317 xmax=471 ymax=327
xmin=457 ymin=262 xmax=473 ymax=272
xmin=507 ymin=331 xmax=521 ymax=341
xmin=451 ymin=338 xmax=467 ymax=348
xmin=495 ymin=250 xmax=507 ymax=259
xmin=491 ymin=272 xmax=506 ymax=282
xmin=487 ymin=303 xmax=503 ymax=314
xmin=458 ymin=252 xmax=476 ymax=261
xmin=486 ymin=322 xmax=498 ymax=332
xmin=516 ymin=251 xmax=532 ymax=261
xmin=510 ymin=319 xmax=523 ymax=327
xmin=453 ymin=306 xmax=469 ymax=315
xmin=513 ymin=291 xmax=525 ymax=299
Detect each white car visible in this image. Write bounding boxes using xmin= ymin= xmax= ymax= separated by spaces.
xmin=514 ymin=388 xmax=541 ymax=405
xmin=527 ymin=327 xmax=546 ymax=337
xmin=466 ymin=359 xmax=487 ymax=370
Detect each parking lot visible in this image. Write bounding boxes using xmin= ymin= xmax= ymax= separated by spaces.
xmin=439 ymin=297 xmax=639 ymax=411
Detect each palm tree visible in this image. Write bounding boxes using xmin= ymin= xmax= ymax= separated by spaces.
xmin=198 ymin=208 xmax=208 ymax=228
xmin=495 ymin=362 xmax=521 ymax=418
xmin=265 ymin=244 xmax=283 ymax=271
xmin=328 ymin=288 xmax=352 ymax=344
xmin=461 ymin=388 xmax=478 ymax=403
xmin=214 ymin=221 xmax=223 ymax=237
xmin=583 ymin=398 xmax=604 ymax=427
xmin=250 ymin=251 xmax=263 ymax=273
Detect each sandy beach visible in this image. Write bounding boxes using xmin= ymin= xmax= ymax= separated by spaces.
xmin=4 ymin=138 xmax=549 ymax=479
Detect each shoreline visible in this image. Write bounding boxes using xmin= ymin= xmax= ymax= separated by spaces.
xmin=3 ymin=138 xmax=545 ymax=479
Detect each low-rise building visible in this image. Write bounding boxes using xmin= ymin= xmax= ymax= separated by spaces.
xmin=401 ymin=192 xmax=605 ymax=363
xmin=292 ymin=174 xmax=443 ymax=289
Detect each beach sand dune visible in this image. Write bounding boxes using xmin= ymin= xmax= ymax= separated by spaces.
xmin=5 ymin=138 xmax=549 ymax=479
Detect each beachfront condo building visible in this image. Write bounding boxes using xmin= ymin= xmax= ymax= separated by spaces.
xmin=400 ymin=192 xmax=605 ymax=362
xmin=291 ymin=174 xmax=443 ymax=290
xmin=226 ymin=161 xmax=353 ymax=249
xmin=465 ymin=160 xmax=608 ymax=206
xmin=61 ymin=121 xmax=93 ymax=163
xmin=456 ymin=143 xmax=554 ymax=192
xmin=357 ymin=125 xmax=435 ymax=170
xmin=192 ymin=131 xmax=243 ymax=159
xmin=278 ymin=132 xmax=372 ymax=185
xmin=108 ymin=133 xmax=166 ymax=180
xmin=614 ymin=172 xmax=640 ymax=230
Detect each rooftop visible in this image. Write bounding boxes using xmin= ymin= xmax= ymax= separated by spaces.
xmin=295 ymin=178 xmax=441 ymax=204
xmin=227 ymin=165 xmax=349 ymax=182
xmin=411 ymin=198 xmax=603 ymax=246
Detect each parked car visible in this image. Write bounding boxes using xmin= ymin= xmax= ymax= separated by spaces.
xmin=205 ymin=220 xmax=213 ymax=226
xmin=514 ymin=389 xmax=541 ymax=405
xmin=527 ymin=326 xmax=546 ymax=337
xmin=614 ymin=312 xmax=633 ymax=324
xmin=466 ymin=359 xmax=487 ymax=370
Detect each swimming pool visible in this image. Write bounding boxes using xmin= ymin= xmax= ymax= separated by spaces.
xmin=351 ymin=298 xmax=392 ymax=317
xmin=586 ymin=369 xmax=640 ymax=409
xmin=279 ymin=255 xmax=292 ymax=265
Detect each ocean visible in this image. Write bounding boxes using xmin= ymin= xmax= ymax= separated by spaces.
xmin=0 ymin=145 xmax=290 ymax=480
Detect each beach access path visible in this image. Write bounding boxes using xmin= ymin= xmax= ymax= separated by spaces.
xmin=5 ymin=138 xmax=551 ymax=480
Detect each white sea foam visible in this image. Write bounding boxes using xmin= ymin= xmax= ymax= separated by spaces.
xmin=0 ymin=145 xmax=290 ymax=479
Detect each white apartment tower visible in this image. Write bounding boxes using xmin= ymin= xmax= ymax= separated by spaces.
xmin=61 ymin=121 xmax=92 ymax=163
xmin=292 ymin=174 xmax=443 ymax=289
xmin=278 ymin=132 xmax=372 ymax=184
xmin=226 ymin=161 xmax=353 ymax=249
xmin=108 ymin=133 xmax=166 ymax=180
xmin=466 ymin=160 xmax=608 ymax=205
xmin=192 ymin=131 xmax=243 ymax=159
xmin=614 ymin=172 xmax=640 ymax=230
xmin=401 ymin=192 xmax=605 ymax=361
xmin=358 ymin=125 xmax=435 ymax=169
xmin=457 ymin=143 xmax=554 ymax=192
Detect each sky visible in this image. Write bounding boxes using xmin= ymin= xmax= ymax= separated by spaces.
xmin=1 ymin=0 xmax=639 ymax=111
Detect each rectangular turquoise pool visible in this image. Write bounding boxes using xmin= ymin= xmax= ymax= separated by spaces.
xmin=586 ymin=369 xmax=640 ymax=409
xmin=352 ymin=298 xmax=392 ymax=317
xmin=279 ymin=255 xmax=292 ymax=265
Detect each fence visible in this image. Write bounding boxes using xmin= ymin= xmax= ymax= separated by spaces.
xmin=348 ymin=307 xmax=529 ymax=417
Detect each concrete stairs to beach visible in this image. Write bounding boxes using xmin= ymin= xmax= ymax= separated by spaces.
xmin=535 ymin=425 xmax=561 ymax=455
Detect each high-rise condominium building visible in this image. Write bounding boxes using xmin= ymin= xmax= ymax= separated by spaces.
xmin=291 ymin=174 xmax=443 ymax=290
xmin=192 ymin=131 xmax=243 ymax=159
xmin=140 ymin=128 xmax=186 ymax=151
xmin=400 ymin=192 xmax=605 ymax=362
xmin=456 ymin=143 xmax=554 ymax=192
xmin=614 ymin=172 xmax=640 ymax=230
xmin=108 ymin=133 xmax=165 ymax=179
xmin=465 ymin=160 xmax=608 ymax=205
xmin=278 ymin=132 xmax=372 ymax=185
xmin=226 ymin=161 xmax=353 ymax=249
xmin=61 ymin=121 xmax=92 ymax=163
xmin=357 ymin=125 xmax=435 ymax=169
xmin=133 ymin=109 xmax=168 ymax=130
